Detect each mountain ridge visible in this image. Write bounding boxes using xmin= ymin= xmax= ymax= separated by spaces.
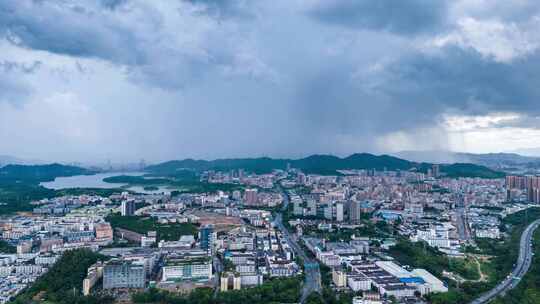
xmin=146 ymin=153 xmax=504 ymax=178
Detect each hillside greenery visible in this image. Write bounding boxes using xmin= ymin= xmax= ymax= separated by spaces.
xmin=103 ymin=174 xmax=244 ymax=194
xmin=11 ymin=249 xmax=112 ymax=304
xmin=492 ymin=229 xmax=540 ymax=304
xmin=131 ymin=277 xmax=302 ymax=304
xmin=0 ymin=164 xmax=92 ymax=182
xmin=441 ymin=163 xmax=506 ymax=179
xmin=0 ymin=164 xmax=125 ymax=215
xmin=146 ymin=153 xmax=504 ymax=178
xmin=426 ymin=208 xmax=540 ymax=304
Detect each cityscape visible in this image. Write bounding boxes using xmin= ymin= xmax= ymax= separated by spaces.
xmin=2 ymin=157 xmax=540 ymax=304
xmin=3 ymin=1 xmax=540 ymax=304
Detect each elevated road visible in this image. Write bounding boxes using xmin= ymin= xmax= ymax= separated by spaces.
xmin=470 ymin=219 xmax=540 ymax=304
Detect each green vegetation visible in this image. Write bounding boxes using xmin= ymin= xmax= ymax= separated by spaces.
xmin=305 ymin=288 xmax=355 ymax=304
xmin=0 ymin=240 xmax=15 ymax=253
xmin=103 ymin=175 xmax=170 ymax=185
xmin=441 ymin=163 xmax=505 ymax=179
xmin=103 ymin=174 xmax=244 ymax=194
xmin=449 ymin=258 xmax=481 ymax=281
xmin=389 ymin=239 xmax=450 ymax=278
xmin=0 ymin=164 xmax=117 ymax=215
xmin=0 ymin=181 xmax=56 ymax=214
xmin=426 ymin=208 xmax=540 ymax=304
xmin=106 ymin=214 xmax=198 ymax=241
xmin=169 ymin=181 xmax=244 ymax=194
xmin=492 ymin=229 xmax=540 ymax=304
xmin=132 ymin=277 xmax=302 ymax=304
xmin=56 ymin=187 xmax=124 ymax=197
xmin=0 ymin=182 xmax=125 ymax=215
xmin=143 ymin=169 xmax=199 ymax=181
xmin=302 ymin=222 xmax=392 ymax=242
xmin=11 ymin=249 xmax=112 ymax=304
xmin=0 ymin=164 xmax=92 ymax=182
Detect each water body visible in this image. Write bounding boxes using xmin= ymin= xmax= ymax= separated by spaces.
xmin=40 ymin=172 xmax=173 ymax=194
xmin=40 ymin=172 xmax=142 ymax=190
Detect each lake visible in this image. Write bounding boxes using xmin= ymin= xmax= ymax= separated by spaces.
xmin=40 ymin=172 xmax=173 ymax=194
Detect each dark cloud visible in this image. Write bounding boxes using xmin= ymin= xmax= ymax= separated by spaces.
xmin=377 ymin=47 xmax=540 ymax=116
xmin=0 ymin=1 xmax=143 ymax=64
xmin=1 ymin=0 xmax=540 ymax=161
xmin=307 ymin=0 xmax=449 ymax=35
xmin=100 ymin=0 xmax=127 ymax=10
xmin=186 ymin=0 xmax=254 ymax=19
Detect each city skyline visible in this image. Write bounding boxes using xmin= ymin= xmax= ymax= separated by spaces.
xmin=2 ymin=1 xmax=540 ymax=162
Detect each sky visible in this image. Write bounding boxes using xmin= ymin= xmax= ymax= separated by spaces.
xmin=1 ymin=0 xmax=540 ymax=163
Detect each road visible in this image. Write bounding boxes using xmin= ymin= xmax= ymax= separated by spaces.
xmin=455 ymin=208 xmax=472 ymax=241
xmin=470 ymin=219 xmax=540 ymax=304
xmin=274 ymin=184 xmax=321 ymax=303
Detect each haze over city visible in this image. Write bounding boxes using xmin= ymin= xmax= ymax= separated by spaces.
xmin=2 ymin=0 xmax=540 ymax=163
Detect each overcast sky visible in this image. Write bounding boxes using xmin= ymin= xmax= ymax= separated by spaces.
xmin=1 ymin=0 xmax=540 ymax=163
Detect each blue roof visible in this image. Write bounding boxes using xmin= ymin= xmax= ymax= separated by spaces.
xmin=381 ymin=213 xmax=401 ymax=220
xmin=400 ymin=277 xmax=425 ymax=284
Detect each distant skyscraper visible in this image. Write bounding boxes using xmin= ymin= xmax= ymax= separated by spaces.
xmin=121 ymin=200 xmax=135 ymax=216
xmin=200 ymin=224 xmax=214 ymax=253
xmin=432 ymin=164 xmax=440 ymax=178
xmin=506 ymin=175 xmax=540 ymax=203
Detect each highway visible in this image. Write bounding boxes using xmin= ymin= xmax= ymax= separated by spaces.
xmin=274 ymin=184 xmax=321 ymax=303
xmin=470 ymin=219 xmax=540 ymax=304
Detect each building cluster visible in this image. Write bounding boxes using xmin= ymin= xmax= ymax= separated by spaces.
xmin=0 ymin=196 xmax=118 ymax=303
xmin=5 ymin=166 xmax=537 ymax=304
xmin=32 ymin=195 xmax=108 ymax=215
xmin=285 ymin=169 xmax=513 ymax=254
xmin=79 ymin=221 xmax=301 ymax=296
xmin=302 ymin=236 xmax=447 ymax=300
xmin=217 ymin=225 xmax=300 ymax=291
xmin=506 ymin=175 xmax=540 ymax=203
xmin=206 ymin=169 xmax=284 ymax=189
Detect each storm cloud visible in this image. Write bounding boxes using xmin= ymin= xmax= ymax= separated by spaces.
xmin=1 ymin=0 xmax=540 ymax=162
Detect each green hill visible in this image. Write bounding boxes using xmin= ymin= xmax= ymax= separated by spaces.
xmin=0 ymin=163 xmax=93 ymax=182
xmin=441 ymin=163 xmax=505 ymax=179
xmin=146 ymin=153 xmax=504 ymax=178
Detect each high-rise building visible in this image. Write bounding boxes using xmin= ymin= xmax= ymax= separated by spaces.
xmin=432 ymin=164 xmax=440 ymax=178
xmin=244 ymin=189 xmax=259 ymax=206
xmin=348 ymin=200 xmax=362 ymax=223
xmin=103 ymin=260 xmax=145 ymax=289
xmin=121 ymin=200 xmax=136 ymax=216
xmin=335 ymin=202 xmax=344 ymax=222
xmin=506 ymin=175 xmax=540 ymax=203
xmin=199 ymin=225 xmax=214 ymax=253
